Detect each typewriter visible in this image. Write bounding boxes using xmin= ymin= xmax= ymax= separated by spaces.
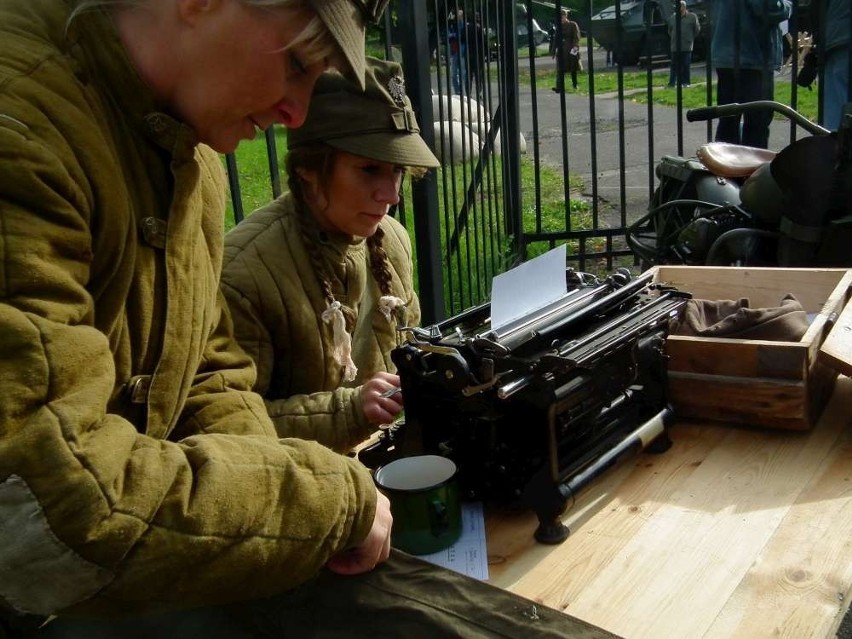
xmin=360 ymin=268 xmax=690 ymax=544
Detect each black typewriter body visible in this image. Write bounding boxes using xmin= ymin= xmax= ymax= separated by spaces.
xmin=361 ymin=269 xmax=690 ymax=544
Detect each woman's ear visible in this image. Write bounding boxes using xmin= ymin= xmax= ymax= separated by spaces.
xmin=296 ymin=167 xmax=316 ymax=190
xmin=296 ymin=167 xmax=323 ymax=203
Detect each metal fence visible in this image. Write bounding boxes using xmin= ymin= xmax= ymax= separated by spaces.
xmin=225 ymin=0 xmax=845 ymax=325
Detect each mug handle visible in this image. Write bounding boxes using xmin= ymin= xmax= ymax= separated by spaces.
xmin=428 ymin=498 xmax=449 ymax=537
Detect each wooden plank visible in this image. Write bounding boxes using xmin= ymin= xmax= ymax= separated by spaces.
xmin=487 ymin=425 xmax=729 ymax=605
xmin=701 ymin=405 xmax=852 ymax=638
xmin=666 ymin=337 xmax=806 ymax=379
xmin=551 ymin=382 xmax=848 ymax=639
xmin=670 ymin=373 xmax=838 ymax=431
xmin=486 ymin=451 xmax=644 ymax=590
xmin=668 ymin=372 xmax=809 ymax=428
xmin=806 ymin=362 xmax=841 ymax=427
xmin=673 ymin=406 xmax=812 ymax=432
xmin=654 ymin=266 xmax=850 ymax=312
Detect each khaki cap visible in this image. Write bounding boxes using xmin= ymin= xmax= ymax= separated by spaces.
xmin=308 ymin=0 xmax=389 ymax=90
xmin=288 ymin=57 xmax=441 ymax=168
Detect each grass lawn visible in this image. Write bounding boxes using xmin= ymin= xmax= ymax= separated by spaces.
xmin=520 ymin=65 xmax=819 ymax=122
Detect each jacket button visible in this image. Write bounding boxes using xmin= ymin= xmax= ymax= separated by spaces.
xmin=146 ymin=114 xmax=167 ymax=134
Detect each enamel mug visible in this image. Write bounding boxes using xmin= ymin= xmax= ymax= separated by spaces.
xmin=374 ymin=455 xmax=462 ymax=555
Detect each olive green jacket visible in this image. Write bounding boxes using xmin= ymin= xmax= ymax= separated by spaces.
xmin=0 ymin=0 xmax=375 ymax=617
xmin=221 ymin=194 xmax=421 ymax=453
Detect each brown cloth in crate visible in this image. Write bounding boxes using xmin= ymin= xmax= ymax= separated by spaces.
xmin=671 ymin=294 xmax=810 ymax=341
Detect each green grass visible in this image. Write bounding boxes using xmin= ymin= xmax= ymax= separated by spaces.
xmin=519 ymin=66 xmax=820 ymax=122
xmin=633 ymin=79 xmax=819 ymax=123
xmin=224 ymin=127 xmax=289 ymax=230
xmin=520 ymin=163 xmax=606 ymax=265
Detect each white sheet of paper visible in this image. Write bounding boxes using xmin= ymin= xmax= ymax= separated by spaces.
xmin=490 ymin=244 xmax=567 ymax=332
xmin=414 ymin=502 xmax=488 ymax=580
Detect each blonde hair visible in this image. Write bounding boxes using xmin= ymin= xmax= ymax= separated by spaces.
xmin=68 ymin=0 xmax=341 ymax=69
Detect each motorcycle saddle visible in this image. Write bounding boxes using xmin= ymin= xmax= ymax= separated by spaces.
xmin=696 ymin=142 xmax=777 ymax=178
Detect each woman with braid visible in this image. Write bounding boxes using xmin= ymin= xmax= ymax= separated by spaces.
xmin=221 ymin=57 xmax=440 ymax=453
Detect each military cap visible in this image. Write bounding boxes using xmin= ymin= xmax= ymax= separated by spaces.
xmin=288 ymin=57 xmax=441 ymax=168
xmin=307 ymin=0 xmax=390 ymax=90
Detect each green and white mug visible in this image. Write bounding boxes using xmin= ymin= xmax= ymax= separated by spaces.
xmin=374 ymin=455 xmax=462 ymax=555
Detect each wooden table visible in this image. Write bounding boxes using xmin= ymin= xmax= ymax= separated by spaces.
xmin=484 ymin=376 xmax=852 ymax=639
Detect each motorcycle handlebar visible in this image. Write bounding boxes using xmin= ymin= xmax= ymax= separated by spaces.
xmin=686 ymin=101 xmax=831 ymax=137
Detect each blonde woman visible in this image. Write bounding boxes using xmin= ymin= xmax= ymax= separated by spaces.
xmin=222 ymin=57 xmax=439 ymax=454
xmin=0 ymin=0 xmax=395 ymax=632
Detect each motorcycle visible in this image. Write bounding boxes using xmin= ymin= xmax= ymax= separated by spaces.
xmin=626 ymin=101 xmax=852 ymax=269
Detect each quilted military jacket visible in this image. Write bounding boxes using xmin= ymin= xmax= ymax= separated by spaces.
xmin=221 ymin=194 xmax=421 ymax=453
xmin=0 ymin=0 xmax=376 ymax=617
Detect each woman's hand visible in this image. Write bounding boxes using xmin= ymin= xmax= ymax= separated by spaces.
xmin=360 ymin=371 xmax=403 ymax=425
xmin=325 ymin=488 xmax=393 ymax=575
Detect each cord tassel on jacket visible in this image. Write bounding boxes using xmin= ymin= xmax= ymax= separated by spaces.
xmin=378 ymin=295 xmax=406 ymax=325
xmin=322 ymin=300 xmax=358 ymax=382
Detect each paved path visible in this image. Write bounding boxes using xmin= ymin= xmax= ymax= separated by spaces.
xmin=512 ymin=58 xmax=793 ymax=228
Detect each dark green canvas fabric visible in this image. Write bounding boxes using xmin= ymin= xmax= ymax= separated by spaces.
xmin=34 ymin=551 xmax=619 ymax=639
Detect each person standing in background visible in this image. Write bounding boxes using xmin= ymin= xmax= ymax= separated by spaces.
xmin=711 ymin=0 xmax=792 ymax=148
xmin=447 ymin=8 xmax=467 ymax=94
xmin=552 ymin=8 xmax=581 ymax=92
xmin=667 ymin=0 xmax=700 ymax=87
xmin=465 ymin=12 xmax=489 ymax=97
xmin=821 ymin=0 xmax=851 ymax=130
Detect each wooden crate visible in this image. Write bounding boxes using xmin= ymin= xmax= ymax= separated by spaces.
xmin=652 ymin=266 xmax=852 ymax=430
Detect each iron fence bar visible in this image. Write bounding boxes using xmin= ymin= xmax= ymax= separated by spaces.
xmin=529 ymin=0 xmax=545 ymax=237
xmin=645 ymin=9 xmax=658 ymax=203
xmin=525 ymin=227 xmax=629 ymax=241
xmin=673 ymin=6 xmax=683 ymax=157
xmin=264 ymin=127 xmax=282 ymax=199
xmin=614 ymin=0 xmax=627 ymax=229
xmin=815 ymin=0 xmax=825 ymax=126
xmin=399 ymin=0 xmax=445 ymax=323
xmin=453 ymin=1 xmax=476 ymax=305
xmin=550 ymin=0 xmax=574 ymax=236
xmin=434 ymin=0 xmax=465 ymax=314
xmin=441 ymin=0 xmax=467 ymax=287
xmin=480 ymin=3 xmax=502 ymax=278
xmin=704 ymin=7 xmax=713 ymax=141
xmin=604 ymin=234 xmax=613 ymax=272
xmin=224 ymin=153 xmax=244 ymax=224
xmin=788 ymin=1 xmax=800 ymax=142
xmin=585 ymin=0 xmax=600 ymax=228
xmin=498 ymin=0 xmax=522 ymax=263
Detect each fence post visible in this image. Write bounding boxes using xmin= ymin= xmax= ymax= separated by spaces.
xmin=498 ymin=0 xmax=522 ymax=259
xmin=399 ymin=0 xmax=446 ymax=324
